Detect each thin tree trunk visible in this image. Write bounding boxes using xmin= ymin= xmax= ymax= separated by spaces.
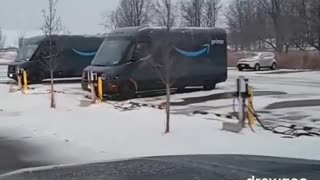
xmin=285 ymin=44 xmax=290 ymax=54
xmin=50 ymin=70 xmax=56 ymax=108
xmin=318 ymin=34 xmax=320 ymax=51
xmin=275 ymin=32 xmax=283 ymax=53
xmin=258 ymin=40 xmax=262 ymax=50
xmin=165 ymin=83 xmax=170 ymax=134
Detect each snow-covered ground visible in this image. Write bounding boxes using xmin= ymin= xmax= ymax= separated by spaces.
xmin=0 ymin=55 xmax=320 ymax=171
xmin=1 ymin=83 xmax=320 ymax=163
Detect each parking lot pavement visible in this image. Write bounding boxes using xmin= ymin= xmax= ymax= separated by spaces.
xmin=130 ymin=69 xmax=320 ymax=128
xmin=3 ymin=68 xmax=320 ymax=128
xmin=0 ymin=135 xmax=50 ymax=175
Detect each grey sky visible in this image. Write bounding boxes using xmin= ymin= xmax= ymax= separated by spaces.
xmin=1 ymin=0 xmax=230 ymax=35
xmin=0 ymin=0 xmax=119 ymax=34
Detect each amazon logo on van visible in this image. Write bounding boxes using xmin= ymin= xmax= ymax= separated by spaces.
xmin=175 ymin=44 xmax=210 ymax=58
xmin=72 ymin=48 xmax=97 ymax=57
xmin=211 ymin=40 xmax=225 ymax=45
xmin=175 ymin=39 xmax=224 ymax=58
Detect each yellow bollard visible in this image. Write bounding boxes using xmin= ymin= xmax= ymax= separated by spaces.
xmin=22 ymin=70 xmax=28 ymax=94
xmin=247 ymin=86 xmax=256 ymax=127
xmin=98 ymin=77 xmax=103 ymax=101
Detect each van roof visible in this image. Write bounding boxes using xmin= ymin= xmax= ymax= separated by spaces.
xmin=108 ymin=26 xmax=227 ymax=37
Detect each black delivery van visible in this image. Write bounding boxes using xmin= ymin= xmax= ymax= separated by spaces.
xmin=7 ymin=35 xmax=104 ymax=83
xmin=82 ymin=27 xmax=227 ymax=99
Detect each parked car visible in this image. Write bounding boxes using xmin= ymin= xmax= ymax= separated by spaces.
xmin=237 ymin=52 xmax=277 ymax=71
xmin=82 ymin=26 xmax=228 ymax=99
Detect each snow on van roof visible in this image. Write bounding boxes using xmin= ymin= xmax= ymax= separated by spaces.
xmin=109 ymin=26 xmax=226 ymax=34
xmin=138 ymin=26 xmax=226 ymax=32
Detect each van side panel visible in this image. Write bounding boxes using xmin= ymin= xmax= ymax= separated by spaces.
xmin=25 ymin=36 xmax=103 ymax=80
xmin=82 ymin=27 xmax=228 ymax=95
xmin=131 ymin=28 xmax=227 ymax=90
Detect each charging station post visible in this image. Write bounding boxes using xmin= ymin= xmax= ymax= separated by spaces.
xmin=22 ymin=70 xmax=28 ymax=94
xmin=16 ymin=67 xmax=23 ymax=91
xmin=88 ymin=71 xmax=97 ymax=104
xmin=237 ymin=76 xmax=249 ymax=128
xmin=222 ymin=76 xmax=249 ymax=133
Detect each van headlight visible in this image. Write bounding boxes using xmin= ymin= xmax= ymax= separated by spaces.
xmin=101 ymin=73 xmax=107 ymax=80
xmin=101 ymin=74 xmax=118 ymax=81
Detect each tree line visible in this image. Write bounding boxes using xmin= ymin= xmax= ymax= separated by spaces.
xmin=104 ymin=0 xmax=320 ymax=54
xmin=226 ymin=0 xmax=320 ymax=53
xmin=104 ymin=0 xmax=222 ymax=30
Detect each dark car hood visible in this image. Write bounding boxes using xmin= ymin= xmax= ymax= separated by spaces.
xmin=1 ymin=155 xmax=320 ymax=180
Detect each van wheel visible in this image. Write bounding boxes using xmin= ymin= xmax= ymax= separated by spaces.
xmin=254 ymin=64 xmax=261 ymax=71
xmin=203 ymin=82 xmax=216 ymax=91
xmin=29 ymin=73 xmax=43 ymax=84
xmin=29 ymin=77 xmax=43 ymax=84
xmin=238 ymin=67 xmax=243 ymax=71
xmin=271 ymin=63 xmax=277 ymax=70
xmin=119 ymin=81 xmax=136 ymax=100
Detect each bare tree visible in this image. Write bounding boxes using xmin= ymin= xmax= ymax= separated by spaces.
xmin=153 ymin=0 xmax=177 ymax=28
xmin=258 ymin=0 xmax=288 ymax=53
xmin=203 ymin=0 xmax=222 ymax=27
xmin=104 ymin=0 xmax=153 ymax=29
xmin=226 ymin=0 xmax=258 ymax=50
xmin=225 ymin=0 xmax=319 ymax=53
xmin=225 ymin=0 xmax=242 ymax=50
xmin=151 ymin=34 xmax=174 ymax=134
xmin=309 ymin=0 xmax=320 ymax=51
xmin=298 ymin=0 xmax=320 ymax=51
xmin=41 ymin=0 xmax=62 ymax=108
xmin=103 ymin=9 xmax=122 ymax=30
xmin=149 ymin=1 xmax=177 ymax=133
xmin=18 ymin=32 xmax=26 ymax=49
xmin=0 ymin=28 xmax=6 ymax=49
xmin=257 ymin=0 xmax=319 ymax=53
xmin=226 ymin=0 xmax=279 ymax=51
xmin=180 ymin=0 xmax=205 ymax=26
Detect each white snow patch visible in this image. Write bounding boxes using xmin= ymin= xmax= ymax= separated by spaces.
xmin=0 ymin=81 xmax=320 ymax=166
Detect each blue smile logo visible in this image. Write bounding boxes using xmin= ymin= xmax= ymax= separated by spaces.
xmin=175 ymin=44 xmax=210 ymax=58
xmin=72 ymin=48 xmax=97 ymax=57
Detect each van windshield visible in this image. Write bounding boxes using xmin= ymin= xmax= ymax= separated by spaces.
xmin=16 ymin=44 xmax=39 ymax=61
xmin=91 ymin=38 xmax=131 ymax=66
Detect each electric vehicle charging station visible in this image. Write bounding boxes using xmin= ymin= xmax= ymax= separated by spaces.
xmin=222 ymin=76 xmax=249 ymax=133
xmin=88 ymin=71 xmax=98 ymax=103
xmin=16 ymin=67 xmax=23 ymax=90
xmin=237 ymin=76 xmax=249 ymax=128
